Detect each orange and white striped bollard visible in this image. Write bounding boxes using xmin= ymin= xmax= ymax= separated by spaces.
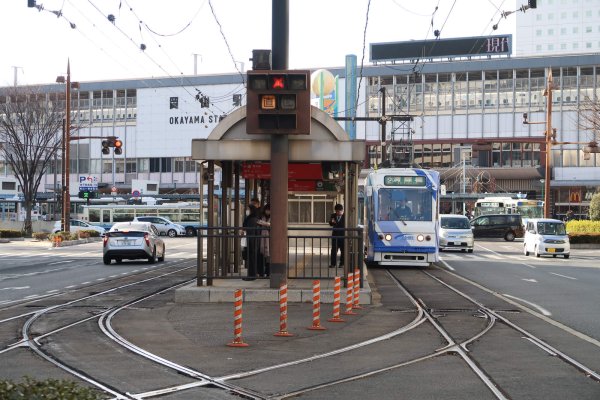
xmin=328 ymin=276 xmax=345 ymax=322
xmin=353 ymin=268 xmax=363 ymax=309
xmin=342 ymin=272 xmax=357 ymax=315
xmin=307 ymin=280 xmax=326 ymax=330
xmin=274 ymin=283 xmax=294 ymax=337
xmin=227 ymin=289 xmax=249 ymax=347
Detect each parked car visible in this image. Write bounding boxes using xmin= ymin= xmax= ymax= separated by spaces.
xmin=439 ymin=214 xmax=474 ymax=252
xmin=103 ymin=222 xmax=165 ymax=265
xmin=132 ymin=216 xmax=185 ymax=237
xmin=470 ymin=214 xmax=524 ymax=241
xmin=53 ymin=219 xmax=106 ymax=235
xmin=523 ymin=218 xmax=570 ymax=259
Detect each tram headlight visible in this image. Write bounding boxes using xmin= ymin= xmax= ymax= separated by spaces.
xmin=416 ymin=234 xmax=425 ymax=242
xmin=384 ymin=233 xmax=393 ymax=241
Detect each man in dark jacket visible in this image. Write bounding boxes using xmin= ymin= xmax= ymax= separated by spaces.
xmin=329 ymin=203 xmax=345 ymax=268
xmin=243 ymin=204 xmax=263 ymax=280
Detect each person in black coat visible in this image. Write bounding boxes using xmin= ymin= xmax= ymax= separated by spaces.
xmin=329 ymin=203 xmax=345 ymax=268
xmin=242 ymin=204 xmax=263 ymax=280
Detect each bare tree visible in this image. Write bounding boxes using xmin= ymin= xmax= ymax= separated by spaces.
xmin=0 ymin=87 xmax=64 ymax=236
xmin=578 ymin=97 xmax=600 ymax=144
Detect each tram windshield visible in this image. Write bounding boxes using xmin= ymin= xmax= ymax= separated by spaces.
xmin=378 ymin=188 xmax=433 ymax=222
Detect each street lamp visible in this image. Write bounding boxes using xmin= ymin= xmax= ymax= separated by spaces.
xmin=56 ymin=60 xmax=79 ymax=233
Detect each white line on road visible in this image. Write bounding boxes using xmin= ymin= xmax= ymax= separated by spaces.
xmin=48 ymin=260 xmax=75 ymax=265
xmin=0 ymin=286 xmax=30 ymax=291
xmin=522 ymin=278 xmax=538 ymax=283
xmin=64 ymin=285 xmax=76 ymax=289
xmin=81 ymin=281 xmax=91 ymax=285
xmin=503 ymin=293 xmax=551 ymax=316
xmin=549 ymin=272 xmax=577 ymax=280
xmin=46 ymin=290 xmax=58 ymax=294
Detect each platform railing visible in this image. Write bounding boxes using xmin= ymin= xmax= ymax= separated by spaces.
xmin=197 ymin=226 xmax=363 ymax=286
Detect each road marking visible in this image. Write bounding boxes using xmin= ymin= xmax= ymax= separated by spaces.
xmin=81 ymin=281 xmax=91 ymax=285
xmin=64 ymin=285 xmax=76 ymax=289
xmin=0 ymin=286 xmax=29 ymax=291
xmin=46 ymin=290 xmax=58 ymax=294
xmin=109 ymin=275 xmax=119 ymax=278
xmin=48 ymin=260 xmax=75 ymax=265
xmin=502 ymin=293 xmax=551 ymax=316
xmin=549 ymin=272 xmax=577 ymax=280
xmin=522 ymin=278 xmax=538 ymax=283
xmin=96 ymin=278 xmax=105 ymax=281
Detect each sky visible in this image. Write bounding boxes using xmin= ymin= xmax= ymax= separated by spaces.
xmin=1 ymin=0 xmax=517 ymax=86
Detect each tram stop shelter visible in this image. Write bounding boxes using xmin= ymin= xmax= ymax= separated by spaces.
xmin=190 ymin=105 xmax=365 ymax=290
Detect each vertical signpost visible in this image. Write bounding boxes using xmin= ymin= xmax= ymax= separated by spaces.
xmin=243 ymin=0 xmax=312 ymax=288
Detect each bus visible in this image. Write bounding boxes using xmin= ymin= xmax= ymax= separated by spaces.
xmin=363 ymin=168 xmax=440 ymax=267
xmin=81 ymin=203 xmax=208 ymax=236
xmin=474 ymin=196 xmax=543 ymax=224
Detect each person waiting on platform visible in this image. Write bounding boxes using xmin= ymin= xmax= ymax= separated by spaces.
xmin=329 ymin=203 xmax=345 ymax=268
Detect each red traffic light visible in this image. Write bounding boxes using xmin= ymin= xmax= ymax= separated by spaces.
xmin=114 ymin=139 xmax=123 ymax=148
xmin=271 ymin=75 xmax=285 ymax=89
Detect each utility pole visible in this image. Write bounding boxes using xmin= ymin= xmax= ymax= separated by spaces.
xmin=544 ymin=69 xmax=553 ymax=218
xmin=335 ymin=87 xmax=412 ymax=167
xmin=62 ymin=61 xmax=72 ymax=233
xmin=11 ymin=66 xmax=22 ymax=87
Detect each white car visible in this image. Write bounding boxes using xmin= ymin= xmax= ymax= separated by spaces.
xmin=438 ymin=214 xmax=474 ymax=252
xmin=132 ymin=216 xmax=185 ymax=237
xmin=523 ymin=218 xmax=570 ymax=259
xmin=103 ymin=222 xmax=165 ymax=265
xmin=53 ymin=219 xmax=106 ymax=235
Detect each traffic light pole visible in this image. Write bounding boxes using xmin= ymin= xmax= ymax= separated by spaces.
xmin=62 ymin=62 xmax=72 ymax=233
xmin=269 ymin=0 xmax=289 ymax=288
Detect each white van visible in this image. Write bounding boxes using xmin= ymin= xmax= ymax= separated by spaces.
xmin=439 ymin=214 xmax=474 ymax=252
xmin=523 ymin=218 xmax=570 ymax=259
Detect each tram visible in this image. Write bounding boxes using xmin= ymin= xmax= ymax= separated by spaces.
xmin=364 ymin=168 xmax=440 ymax=267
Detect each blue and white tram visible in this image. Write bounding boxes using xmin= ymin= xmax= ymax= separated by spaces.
xmin=364 ymin=168 xmax=440 ymax=267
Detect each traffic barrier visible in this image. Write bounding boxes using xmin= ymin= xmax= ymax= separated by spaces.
xmin=274 ymin=283 xmax=294 ymax=337
xmin=342 ymin=272 xmax=357 ymax=315
xmin=353 ymin=268 xmax=363 ymax=309
xmin=307 ymin=280 xmax=326 ymax=330
xmin=328 ymin=276 xmax=345 ymax=323
xmin=227 ymin=289 xmax=249 ymax=347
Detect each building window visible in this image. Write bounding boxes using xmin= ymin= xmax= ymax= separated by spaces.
xmin=586 ymin=26 xmax=592 ymax=33
xmin=115 ymin=160 xmax=125 ymax=174
xmin=536 ymin=29 xmax=542 ymax=36
xmin=560 ymin=27 xmax=566 ymax=35
xmin=161 ymin=158 xmax=172 ymax=173
xmin=174 ymin=158 xmax=184 ymax=173
xmin=137 ymin=158 xmax=149 ymax=173
xmin=561 ymin=43 xmax=567 ymax=50
xmin=149 ymin=158 xmax=160 ymax=173
xmin=536 ymin=45 xmax=542 ymax=51
xmin=185 ymin=160 xmax=196 ymax=173
xmin=126 ymin=160 xmax=136 ymax=173
xmin=547 ymin=28 xmax=554 ymax=35
xmin=548 ymin=44 xmax=554 ymax=51
xmin=587 ymin=42 xmax=592 ymax=48
xmin=102 ymin=161 xmax=112 ymax=173
xmin=548 ymin=13 xmax=554 ymax=20
xmin=573 ymin=27 xmax=579 ymax=34
xmin=573 ymin=43 xmax=579 ymax=49
xmin=536 ymin=14 xmax=542 ymax=21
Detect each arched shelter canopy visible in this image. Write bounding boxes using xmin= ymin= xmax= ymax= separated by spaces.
xmin=191 ymin=106 xmax=365 ymax=162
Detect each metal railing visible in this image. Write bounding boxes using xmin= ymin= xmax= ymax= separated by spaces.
xmin=197 ymin=226 xmax=363 ymax=285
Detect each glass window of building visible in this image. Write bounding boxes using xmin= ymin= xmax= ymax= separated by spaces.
xmin=580 ymin=67 xmax=594 ymax=101
xmin=102 ymin=160 xmax=112 ymax=173
xmin=424 ymin=74 xmax=437 ymax=112
xmin=90 ymin=159 xmax=101 ymax=174
xmin=115 ymin=160 xmax=125 ymax=173
xmin=126 ymin=161 xmax=136 ymax=173
xmin=184 ymin=160 xmax=196 ymax=173
xmin=498 ymin=70 xmax=513 ymax=108
xmin=454 ymin=73 xmax=467 ymax=110
xmin=484 ymin=71 xmax=498 ymax=109
xmin=442 ymin=143 xmax=452 ymax=167
xmin=501 ymin=143 xmax=511 ymax=166
xmin=515 ymin=69 xmax=529 ymax=108
xmin=532 ymin=143 xmax=541 ymax=167
xmin=408 ymin=73 xmax=423 ymax=112
xmin=174 ymin=158 xmax=184 ymax=173
xmin=438 ymin=74 xmax=452 ymax=112
xmin=149 ymin=158 xmax=160 ymax=173
xmin=468 ymin=71 xmax=482 ymax=108
xmin=137 ymin=158 xmax=149 ymax=173
xmin=395 ymin=75 xmax=409 ymax=111
xmin=536 ymin=29 xmax=542 ymax=36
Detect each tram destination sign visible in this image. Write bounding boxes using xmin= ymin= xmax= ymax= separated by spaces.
xmin=384 ymin=176 xmax=426 ymax=187
xmin=370 ymin=35 xmax=511 ymax=62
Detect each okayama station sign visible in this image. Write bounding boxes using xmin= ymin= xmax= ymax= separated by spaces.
xmin=370 ymin=35 xmax=512 ymax=62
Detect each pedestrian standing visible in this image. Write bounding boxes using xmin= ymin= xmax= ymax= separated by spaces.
xmin=257 ymin=204 xmax=271 ymax=277
xmin=329 ymin=203 xmax=345 ymax=268
xmin=242 ymin=204 xmax=262 ymax=280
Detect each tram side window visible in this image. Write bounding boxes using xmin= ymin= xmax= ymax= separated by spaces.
xmin=88 ymin=209 xmax=100 ymax=223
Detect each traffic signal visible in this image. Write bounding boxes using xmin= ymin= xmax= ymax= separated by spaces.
xmin=246 ymin=70 xmax=311 ymax=135
xmin=78 ymin=190 xmax=98 ymax=199
xmin=101 ymin=137 xmax=123 ymax=154
xmin=101 ymin=140 xmax=110 ymax=155
xmin=114 ymin=139 xmax=123 ymax=155
xmin=528 ymin=0 xmax=537 ymax=8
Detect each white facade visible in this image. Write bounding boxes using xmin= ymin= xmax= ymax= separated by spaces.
xmin=517 ymin=0 xmax=600 ymax=56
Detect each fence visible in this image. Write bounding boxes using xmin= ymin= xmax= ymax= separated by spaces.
xmin=198 ymin=226 xmax=363 ymax=285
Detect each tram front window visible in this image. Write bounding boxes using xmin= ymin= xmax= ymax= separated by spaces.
xmin=378 ymin=188 xmax=433 ymax=221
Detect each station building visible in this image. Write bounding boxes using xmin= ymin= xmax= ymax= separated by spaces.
xmin=1 ymin=51 xmax=600 ymax=220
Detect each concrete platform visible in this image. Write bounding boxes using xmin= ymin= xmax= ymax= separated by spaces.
xmin=174 ymin=274 xmax=372 ymax=304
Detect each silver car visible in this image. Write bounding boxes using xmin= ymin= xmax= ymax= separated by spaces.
xmin=439 ymin=214 xmax=474 ymax=253
xmin=133 ymin=216 xmax=185 ymax=237
xmin=103 ymin=222 xmax=165 ymax=265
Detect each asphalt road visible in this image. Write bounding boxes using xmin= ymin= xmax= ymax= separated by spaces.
xmin=0 ymin=237 xmax=198 ymax=306
xmin=439 ymin=238 xmax=600 ymax=343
